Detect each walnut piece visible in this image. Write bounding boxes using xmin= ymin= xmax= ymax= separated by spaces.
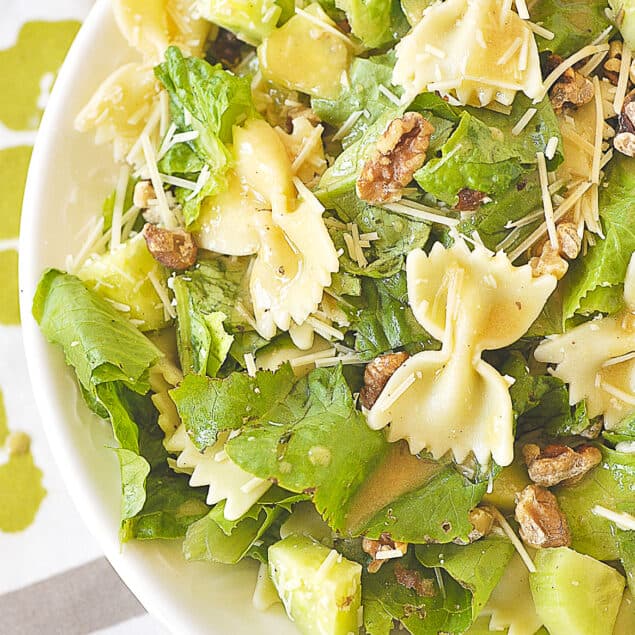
xmin=362 ymin=534 xmax=408 ymax=573
xmin=523 ymin=443 xmax=602 ymax=488
xmin=455 ymin=188 xmax=487 ymax=212
xmin=530 ymin=242 xmax=569 ymax=280
xmin=603 ymin=40 xmax=623 ymax=85
xmin=394 ymin=563 xmax=436 ymax=597
xmin=143 ymin=223 xmax=197 ymax=271
xmin=133 ymin=180 xmax=155 ymax=209
xmin=453 ymin=506 xmax=494 ymax=545
xmin=357 ymin=112 xmax=433 ymax=204
xmin=359 ymin=352 xmax=410 ymax=410
xmin=556 ymin=222 xmax=582 ymax=259
xmin=615 ymin=90 xmax=635 ymax=157
xmin=515 ymin=484 xmax=571 ymax=549
xmin=548 ymin=54 xmax=594 ymax=112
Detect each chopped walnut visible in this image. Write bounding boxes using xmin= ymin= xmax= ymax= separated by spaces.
xmin=604 ymin=40 xmax=623 ymax=85
xmin=362 ymin=534 xmax=408 ymax=573
xmin=359 ymin=352 xmax=410 ymax=410
xmin=143 ymin=223 xmax=197 ymax=271
xmin=357 ymin=112 xmax=433 ymax=204
xmin=133 ymin=180 xmax=155 ymax=209
xmin=556 ymin=222 xmax=582 ymax=259
xmin=530 ymin=242 xmax=569 ymax=280
xmin=615 ymin=90 xmax=635 ymax=157
xmin=523 ymin=444 xmax=602 ymax=488
xmin=394 ymin=563 xmax=436 ymax=597
xmin=515 ymin=484 xmax=571 ymax=549
xmin=548 ymin=55 xmax=594 ymax=112
xmin=455 ymin=188 xmax=487 ymax=212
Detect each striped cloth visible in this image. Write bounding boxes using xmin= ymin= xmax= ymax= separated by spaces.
xmin=0 ymin=2 xmax=166 ymax=632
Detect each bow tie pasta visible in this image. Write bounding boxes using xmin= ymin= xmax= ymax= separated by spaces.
xmin=367 ymin=240 xmax=556 ymax=467
xmin=113 ymin=0 xmax=211 ymax=62
xmin=393 ymin=0 xmax=542 ymax=107
xmin=535 ymin=254 xmax=635 ymax=429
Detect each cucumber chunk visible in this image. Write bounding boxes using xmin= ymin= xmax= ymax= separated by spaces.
xmin=269 ymin=534 xmax=362 ymax=634
xmin=482 ymin=455 xmax=531 ymax=513
xmin=530 ymin=547 xmax=625 ymax=635
xmin=78 ymin=234 xmax=170 ymax=331
xmin=258 ymin=4 xmax=350 ymax=99
xmin=610 ymin=1 xmax=635 ymax=50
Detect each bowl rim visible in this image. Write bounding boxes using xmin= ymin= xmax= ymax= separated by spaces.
xmin=19 ymin=1 xmax=184 ymax=631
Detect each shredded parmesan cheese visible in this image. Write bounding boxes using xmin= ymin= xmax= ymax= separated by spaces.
xmin=383 ymin=200 xmax=460 ymax=227
xmin=378 ymin=84 xmax=402 ymax=106
xmin=141 ymin=135 xmax=175 ymax=229
xmin=315 ymin=549 xmax=341 ymax=580
xmin=289 ymin=348 xmax=337 ymax=368
xmin=375 ymin=548 xmax=405 ymax=561
xmin=536 ymin=151 xmax=557 ymax=249
xmin=331 ymin=110 xmax=364 ymax=142
xmin=511 ymin=107 xmax=538 ymax=136
xmin=148 ymin=269 xmax=176 ymax=319
xmin=544 ymin=136 xmax=559 ymax=160
xmin=110 ymin=164 xmax=130 ymax=252
xmin=294 ymin=7 xmax=355 ymax=48
xmin=498 ymin=37 xmax=523 ymax=65
xmin=614 ymin=43 xmax=632 ymax=115
xmin=306 ymin=316 xmax=345 ymax=341
xmin=537 ymin=44 xmax=609 ymax=101
xmin=593 ymin=75 xmax=604 ymax=185
xmin=244 ymin=353 xmax=257 ymax=377
xmin=487 ymin=507 xmax=536 ymax=573
xmin=514 ymin=0 xmax=530 ymax=19
xmin=592 ymin=505 xmax=635 ymax=531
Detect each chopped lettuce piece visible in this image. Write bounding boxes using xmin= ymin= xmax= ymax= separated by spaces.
xmin=155 ymin=46 xmax=257 ymax=224
xmin=603 ymin=413 xmax=635 ymax=446
xmin=173 ymin=364 xmax=486 ymax=542
xmin=362 ymin=551 xmax=472 ymax=635
xmin=172 ymin=257 xmax=262 ymax=375
xmin=502 ymin=351 xmax=591 ymax=436
xmin=335 ymin=0 xmax=408 ymax=48
xmin=326 ymin=190 xmax=431 ymax=278
xmin=562 ymin=156 xmax=635 ymax=320
xmin=532 ymin=0 xmax=612 ymax=57
xmin=352 ymin=272 xmax=438 ymax=360
xmin=556 ymin=446 xmax=635 ymax=560
xmin=32 ymin=270 xmax=161 ymax=395
xmin=101 ymin=175 xmax=137 ymax=234
xmin=415 ymin=536 xmax=516 ymax=622
xmin=312 ymin=54 xmax=398 ymax=148
xmin=617 ymin=529 xmax=635 ymax=597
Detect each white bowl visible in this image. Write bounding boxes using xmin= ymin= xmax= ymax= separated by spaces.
xmin=19 ymin=1 xmax=297 ymax=633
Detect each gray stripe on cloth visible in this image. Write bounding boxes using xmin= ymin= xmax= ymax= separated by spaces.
xmin=0 ymin=557 xmax=146 ymax=635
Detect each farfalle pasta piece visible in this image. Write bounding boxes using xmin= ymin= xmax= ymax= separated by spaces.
xmin=113 ymin=0 xmax=211 ymax=62
xmin=393 ymin=0 xmax=542 ymax=107
xmin=534 ymin=254 xmax=635 ymax=429
xmin=367 ymin=240 xmax=556 ymax=466
xmin=75 ymin=63 xmax=160 ymax=161
xmin=275 ymin=116 xmax=327 ymax=187
xmin=249 ymin=182 xmax=339 ymax=338
xmin=165 ymin=425 xmax=271 ymax=520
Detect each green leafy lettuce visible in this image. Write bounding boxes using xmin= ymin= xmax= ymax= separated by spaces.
xmin=562 ymin=155 xmax=635 ymax=320
xmin=312 ymin=55 xmax=396 ymax=147
xmin=172 ymin=257 xmax=266 ymax=374
xmin=531 ymin=0 xmax=612 ymax=57
xmin=155 ymin=46 xmax=257 ymax=224
xmin=556 ymin=446 xmax=635 ymax=561
xmin=327 ymin=190 xmax=431 ymax=278
xmin=172 ymin=364 xmax=488 ymax=543
xmin=352 ymin=272 xmax=438 ymax=360
xmin=416 ymin=94 xmax=562 ymax=206
xmin=334 ymin=0 xmax=408 ymax=48
xmin=361 ymin=540 xmax=512 ymax=635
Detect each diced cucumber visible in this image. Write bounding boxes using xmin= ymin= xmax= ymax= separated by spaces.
xmin=530 ymin=547 xmax=625 ymax=635
xmin=78 ymin=234 xmax=170 ymax=331
xmin=482 ymin=456 xmax=531 ymax=513
xmin=258 ymin=4 xmax=350 ymax=99
xmin=610 ymin=1 xmax=635 ymax=50
xmin=197 ymin=0 xmax=281 ymax=45
xmin=269 ymin=535 xmax=362 ymax=635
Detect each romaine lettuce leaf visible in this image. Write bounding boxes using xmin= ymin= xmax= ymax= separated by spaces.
xmin=32 ymin=269 xmax=162 ymax=395
xmin=415 ymin=536 xmax=515 ymax=622
xmin=173 ymin=364 xmax=488 ymax=543
xmin=362 ymin=551 xmax=473 ymax=635
xmin=604 ymin=414 xmax=635 ymax=446
xmin=617 ymin=529 xmax=635 ymax=597
xmin=335 ymin=0 xmax=408 ymax=48
xmin=531 ymin=0 xmax=612 ymax=57
xmin=155 ymin=46 xmax=257 ymax=224
xmin=327 ymin=190 xmax=431 ymax=278
xmin=501 ymin=351 xmax=590 ymax=436
xmin=556 ymin=446 xmax=635 ymax=561
xmin=353 ymin=272 xmax=438 ymax=360
xmin=312 ymin=54 xmax=398 ymax=148
xmin=102 ymin=176 xmax=138 ymax=234
xmin=172 ymin=257 xmax=264 ymax=376
xmin=562 ymin=155 xmax=635 ymax=320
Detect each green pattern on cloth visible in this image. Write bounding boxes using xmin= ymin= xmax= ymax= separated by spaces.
xmin=0 ymin=21 xmax=80 ymax=130
xmin=0 ymin=250 xmax=20 ymax=325
xmin=0 ymin=146 xmax=32 ymax=239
